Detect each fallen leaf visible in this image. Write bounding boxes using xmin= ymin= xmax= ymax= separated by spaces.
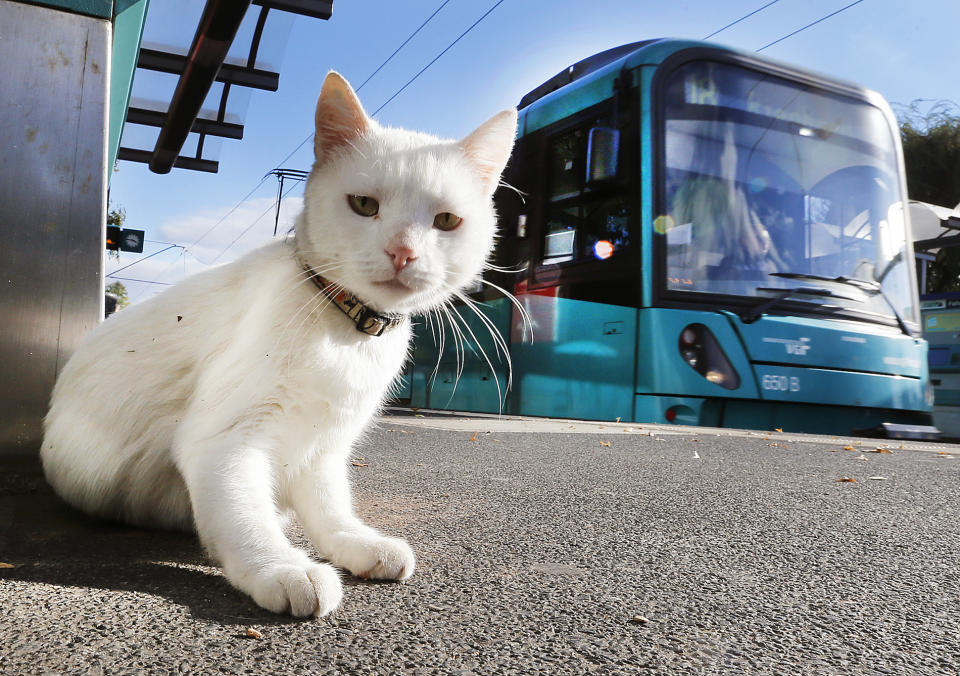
xmin=0 ymin=562 xmax=15 ymax=569
xmin=868 ymin=476 xmax=888 ymax=481
xmin=351 ymin=462 xmax=369 ymax=467
xmin=775 ymin=428 xmax=783 ymax=433
xmin=843 ymin=445 xmax=855 ymax=451
xmin=855 ymin=455 xmax=868 ymax=461
xmin=836 ymin=477 xmax=857 ymax=483
xmin=869 ymin=448 xmax=892 ymax=454
xmin=245 ymin=628 xmax=263 ymax=639
xmin=599 ymin=441 xmax=611 ymax=447
xmin=469 ymin=431 xmax=478 ymax=442
xmin=630 ymin=615 xmax=650 ymax=625
xmin=616 ymin=417 xmax=622 ymax=423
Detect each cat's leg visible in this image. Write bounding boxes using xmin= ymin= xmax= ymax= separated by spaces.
xmin=288 ymin=452 xmax=415 ymax=581
xmin=174 ymin=431 xmax=343 ymax=617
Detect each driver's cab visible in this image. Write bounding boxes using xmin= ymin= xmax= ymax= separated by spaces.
xmin=658 ymin=56 xmax=918 ymax=332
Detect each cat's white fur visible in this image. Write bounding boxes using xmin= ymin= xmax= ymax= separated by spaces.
xmin=40 ymin=72 xmax=516 ymax=617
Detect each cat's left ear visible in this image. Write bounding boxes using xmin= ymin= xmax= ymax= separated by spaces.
xmin=460 ymin=109 xmax=518 ymax=196
xmin=314 ymin=71 xmax=370 ymax=164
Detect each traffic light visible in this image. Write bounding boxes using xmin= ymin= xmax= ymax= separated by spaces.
xmin=106 ymin=226 xmax=121 ymax=251
xmin=105 ymin=227 xmax=145 ymax=253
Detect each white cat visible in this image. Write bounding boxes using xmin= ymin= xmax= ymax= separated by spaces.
xmin=40 ymin=72 xmax=517 ymax=617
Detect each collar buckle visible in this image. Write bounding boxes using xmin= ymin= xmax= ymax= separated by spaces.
xmin=356 ymin=307 xmax=395 ymax=336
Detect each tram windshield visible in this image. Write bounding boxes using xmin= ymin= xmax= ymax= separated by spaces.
xmin=661 ymin=60 xmax=917 ymax=327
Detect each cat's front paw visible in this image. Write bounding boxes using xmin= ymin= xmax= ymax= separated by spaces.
xmin=329 ymin=533 xmax=416 ymax=581
xmin=246 ymin=561 xmax=343 ymax=617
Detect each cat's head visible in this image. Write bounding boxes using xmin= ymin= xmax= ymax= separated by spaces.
xmin=295 ymin=71 xmax=517 ymax=316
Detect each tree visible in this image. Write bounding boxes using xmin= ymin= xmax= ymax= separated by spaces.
xmin=899 ymin=101 xmax=960 ymax=205
xmin=898 ymin=100 xmax=960 ymax=293
xmin=106 ymin=281 xmax=130 ymax=309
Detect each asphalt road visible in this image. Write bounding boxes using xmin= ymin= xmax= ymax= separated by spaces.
xmin=1 ymin=411 xmax=959 ymax=675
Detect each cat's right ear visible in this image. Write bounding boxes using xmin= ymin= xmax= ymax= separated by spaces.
xmin=314 ymin=71 xmax=369 ymax=163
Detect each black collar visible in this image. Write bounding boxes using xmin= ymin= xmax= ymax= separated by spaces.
xmin=298 ymin=259 xmax=404 ymax=337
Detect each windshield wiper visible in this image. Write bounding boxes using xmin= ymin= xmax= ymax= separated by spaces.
xmin=768 ymin=272 xmax=914 ymax=336
xmin=742 ymin=285 xmax=859 ymax=324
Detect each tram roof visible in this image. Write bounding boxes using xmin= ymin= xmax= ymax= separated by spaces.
xmin=515 ymin=37 xmax=878 ymax=138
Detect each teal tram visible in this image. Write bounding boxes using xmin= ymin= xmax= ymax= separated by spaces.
xmin=401 ymin=39 xmax=935 ymax=436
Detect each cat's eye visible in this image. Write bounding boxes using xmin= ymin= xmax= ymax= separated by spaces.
xmin=433 ymin=212 xmax=463 ymax=231
xmin=347 ymin=195 xmax=379 ymax=217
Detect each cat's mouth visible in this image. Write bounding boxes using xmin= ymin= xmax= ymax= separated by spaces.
xmin=372 ymin=278 xmax=417 ymax=294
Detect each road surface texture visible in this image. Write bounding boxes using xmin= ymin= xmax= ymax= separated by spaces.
xmin=2 ymin=410 xmax=959 ymax=675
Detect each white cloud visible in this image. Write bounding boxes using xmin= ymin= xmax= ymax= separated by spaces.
xmin=107 ymin=195 xmax=304 ymax=304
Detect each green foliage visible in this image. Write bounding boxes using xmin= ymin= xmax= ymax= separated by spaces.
xmin=107 ymin=207 xmax=126 ymax=227
xmin=897 ymin=101 xmax=960 ymax=293
xmin=898 ymin=100 xmax=960 ymax=206
xmin=105 ymin=281 xmax=130 ymax=309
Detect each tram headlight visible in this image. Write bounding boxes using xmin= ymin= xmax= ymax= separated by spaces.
xmin=677 ymin=324 xmax=741 ymax=390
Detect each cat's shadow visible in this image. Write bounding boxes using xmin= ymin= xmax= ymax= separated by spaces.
xmin=0 ymin=464 xmax=371 ymax=626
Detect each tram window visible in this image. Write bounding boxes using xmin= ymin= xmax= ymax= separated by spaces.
xmin=542 ymin=117 xmax=631 ymax=266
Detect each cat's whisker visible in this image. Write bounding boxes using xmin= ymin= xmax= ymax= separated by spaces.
xmin=482 ymin=262 xmax=527 ymax=274
xmin=282 ymin=277 xmax=346 ymax=366
xmin=444 ymin=297 xmax=506 ymax=413
xmin=497 ymin=179 xmax=526 ymax=201
xmin=274 ymin=263 xmax=350 ymax=349
xmin=451 ymin=289 xmax=513 ymax=396
xmin=426 ymin=308 xmax=444 ymax=387
xmin=283 ymin=289 xmax=332 ymax=372
xmin=479 ymin=278 xmax=533 ymax=344
xmin=438 ymin=302 xmax=468 ymax=404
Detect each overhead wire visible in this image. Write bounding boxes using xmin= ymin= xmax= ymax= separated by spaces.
xmin=703 ymin=0 xmax=782 ymax=40
xmin=209 ymin=179 xmax=303 ymax=263
xmin=371 ymin=0 xmax=507 ymax=118
xmin=757 ymin=0 xmax=867 ymax=51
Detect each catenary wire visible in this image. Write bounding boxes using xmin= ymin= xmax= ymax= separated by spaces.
xmin=757 ymin=0 xmax=866 ymax=51
xmin=703 ymin=0 xmax=782 ymax=40
xmin=371 ymin=0 xmax=506 ymax=118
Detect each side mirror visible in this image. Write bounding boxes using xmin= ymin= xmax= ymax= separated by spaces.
xmin=585 ymin=127 xmax=620 ymax=183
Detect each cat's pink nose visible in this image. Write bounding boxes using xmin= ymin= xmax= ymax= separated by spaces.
xmin=386 ymin=246 xmax=417 ymax=273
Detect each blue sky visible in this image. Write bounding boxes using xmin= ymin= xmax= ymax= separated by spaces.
xmin=109 ymin=0 xmax=960 ymax=302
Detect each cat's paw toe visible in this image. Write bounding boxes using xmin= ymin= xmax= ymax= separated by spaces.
xmin=335 ymin=534 xmax=416 ymax=581
xmin=251 ymin=562 xmax=342 ymax=617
